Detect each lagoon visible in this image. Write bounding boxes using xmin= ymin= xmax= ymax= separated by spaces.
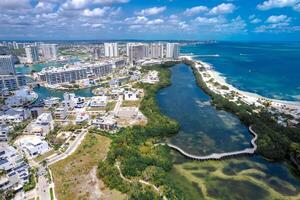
xmin=157 ymin=64 xmax=252 ymax=155
xmin=157 ymin=63 xmax=300 ymax=199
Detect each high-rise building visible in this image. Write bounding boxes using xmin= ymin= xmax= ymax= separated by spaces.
xmin=12 ymin=41 xmax=18 ymax=49
xmin=25 ymin=46 xmax=39 ymax=63
xmin=104 ymin=43 xmax=118 ymax=57
xmin=150 ymin=43 xmax=164 ymax=58
xmin=126 ymin=43 xmax=149 ymax=62
xmin=0 ymin=55 xmax=26 ymax=91
xmin=166 ymin=43 xmax=180 ymax=59
xmin=93 ymin=48 xmax=102 ymax=60
xmin=0 ymin=55 xmax=16 ymax=75
xmin=40 ymin=44 xmax=58 ymax=61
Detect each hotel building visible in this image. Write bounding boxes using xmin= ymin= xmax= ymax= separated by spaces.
xmin=127 ymin=43 xmax=149 ymax=62
xmin=166 ymin=43 xmax=180 ymax=59
xmin=0 ymin=55 xmax=16 ymax=75
xmin=37 ymin=60 xmax=125 ymax=85
xmin=40 ymin=44 xmax=58 ymax=61
xmin=104 ymin=43 xmax=119 ymax=57
xmin=0 ymin=55 xmax=26 ymax=91
xmin=25 ymin=46 xmax=39 ymax=63
xmin=149 ymin=43 xmax=164 ymax=58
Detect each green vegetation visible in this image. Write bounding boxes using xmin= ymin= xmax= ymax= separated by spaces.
xmin=106 ymin=101 xmax=117 ymax=112
xmin=50 ymin=133 xmax=125 ymax=200
xmin=122 ymin=100 xmax=141 ymax=107
xmin=95 ymin=61 xmax=188 ymax=199
xmin=173 ymin=157 xmax=300 ymax=200
xmin=45 ymin=126 xmax=64 ymax=150
xmin=0 ymin=189 xmax=15 ymax=200
xmin=34 ymin=150 xmax=56 ymax=163
xmin=9 ymin=120 xmax=30 ymax=141
xmin=46 ymin=123 xmax=87 ymax=150
xmin=50 ymin=188 xmax=54 ymax=200
xmin=183 ymin=59 xmax=300 ymax=163
xmin=23 ymin=168 xmax=37 ymax=192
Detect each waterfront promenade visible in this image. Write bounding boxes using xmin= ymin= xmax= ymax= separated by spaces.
xmin=158 ymin=126 xmax=257 ymax=161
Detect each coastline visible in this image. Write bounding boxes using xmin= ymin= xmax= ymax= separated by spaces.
xmin=181 ymin=56 xmax=300 ymax=121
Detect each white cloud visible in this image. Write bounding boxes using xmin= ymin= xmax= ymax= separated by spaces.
xmin=135 ymin=6 xmax=166 ymax=16
xmin=40 ymin=13 xmax=58 ymax=19
xmin=251 ymin=18 xmax=262 ymax=24
xmin=125 ymin=16 xmax=149 ymax=24
xmin=214 ymin=16 xmax=247 ymax=33
xmin=93 ymin=0 xmax=129 ymax=4
xmin=0 ymin=0 xmax=31 ymax=10
xmin=294 ymin=3 xmax=300 ymax=10
xmin=184 ymin=6 xmax=208 ymax=16
xmin=35 ymin=2 xmax=55 ymax=13
xmin=257 ymin=0 xmax=299 ymax=10
xmin=62 ymin=0 xmax=90 ymax=10
xmin=61 ymin=0 xmax=129 ymax=10
xmin=266 ymin=15 xmax=291 ymax=23
xmin=255 ymin=23 xmax=300 ymax=32
xmin=208 ymin=3 xmax=236 ymax=15
xmin=91 ymin=23 xmax=104 ymax=28
xmin=82 ymin=7 xmax=109 ymax=17
xmin=195 ymin=17 xmax=224 ymax=25
xmin=249 ymin=15 xmax=262 ymax=24
xmin=147 ymin=19 xmax=164 ymax=25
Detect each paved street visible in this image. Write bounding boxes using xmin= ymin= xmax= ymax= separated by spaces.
xmin=47 ymin=127 xmax=89 ymax=165
xmin=37 ymin=166 xmax=51 ymax=200
xmin=113 ymin=95 xmax=123 ymax=115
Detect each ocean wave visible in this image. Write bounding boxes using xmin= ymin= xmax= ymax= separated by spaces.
xmin=197 ymin=54 xmax=220 ymax=57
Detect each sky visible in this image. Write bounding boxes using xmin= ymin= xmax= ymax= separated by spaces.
xmin=0 ymin=0 xmax=300 ymax=41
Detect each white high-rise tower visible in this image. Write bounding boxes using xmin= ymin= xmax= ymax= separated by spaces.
xmin=166 ymin=43 xmax=180 ymax=59
xmin=104 ymin=43 xmax=118 ymax=57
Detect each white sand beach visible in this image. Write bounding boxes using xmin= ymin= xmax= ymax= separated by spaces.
xmin=180 ymin=56 xmax=300 ymax=122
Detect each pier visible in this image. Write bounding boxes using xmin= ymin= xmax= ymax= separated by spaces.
xmin=158 ymin=126 xmax=258 ymax=161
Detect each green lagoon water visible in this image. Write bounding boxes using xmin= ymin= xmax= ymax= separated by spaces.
xmin=157 ymin=64 xmax=300 ymax=199
xmin=157 ymin=64 xmax=252 ymax=155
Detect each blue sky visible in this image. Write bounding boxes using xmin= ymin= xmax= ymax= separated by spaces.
xmin=0 ymin=0 xmax=300 ymax=41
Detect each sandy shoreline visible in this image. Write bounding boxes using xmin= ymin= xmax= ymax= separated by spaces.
xmin=180 ymin=55 xmax=300 ymax=121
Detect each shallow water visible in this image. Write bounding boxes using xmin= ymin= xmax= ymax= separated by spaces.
xmin=157 ymin=64 xmax=252 ymax=155
xmin=157 ymin=63 xmax=300 ymax=199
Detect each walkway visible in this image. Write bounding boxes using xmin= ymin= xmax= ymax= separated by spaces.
xmin=157 ymin=126 xmax=257 ymax=161
xmin=115 ymin=163 xmax=167 ymax=200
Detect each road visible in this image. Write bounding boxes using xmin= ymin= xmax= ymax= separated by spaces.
xmin=113 ymin=95 xmax=123 ymax=115
xmin=23 ymin=126 xmax=90 ymax=200
xmin=36 ymin=166 xmax=52 ymax=200
xmin=47 ymin=127 xmax=89 ymax=165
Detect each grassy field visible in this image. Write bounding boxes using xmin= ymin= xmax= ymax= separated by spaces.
xmin=172 ymin=155 xmax=300 ymax=200
xmin=86 ymin=102 xmax=116 ymax=112
xmin=106 ymin=101 xmax=117 ymax=111
xmin=34 ymin=150 xmax=56 ymax=163
xmin=50 ymin=133 xmax=126 ymax=200
xmin=121 ymin=100 xmax=141 ymax=107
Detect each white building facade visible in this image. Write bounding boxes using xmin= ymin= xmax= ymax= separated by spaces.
xmin=166 ymin=43 xmax=180 ymax=59
xmin=104 ymin=43 xmax=118 ymax=57
xmin=127 ymin=43 xmax=149 ymax=62
xmin=0 ymin=55 xmax=16 ymax=75
xmin=25 ymin=46 xmax=39 ymax=63
xmin=40 ymin=44 xmax=58 ymax=61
